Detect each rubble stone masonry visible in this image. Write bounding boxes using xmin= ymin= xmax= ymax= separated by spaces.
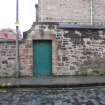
xmin=0 ymin=26 xmax=105 ymax=76
xmin=0 ymin=41 xmax=16 ymax=77
xmin=56 ymin=29 xmax=105 ymax=75
xmin=0 ymin=41 xmax=32 ymax=77
xmin=20 ymin=25 xmax=105 ymax=76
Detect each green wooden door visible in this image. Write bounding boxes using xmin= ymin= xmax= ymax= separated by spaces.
xmin=33 ymin=40 xmax=52 ymax=76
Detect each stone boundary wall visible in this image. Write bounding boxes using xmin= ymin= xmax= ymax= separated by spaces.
xmin=20 ymin=28 xmax=58 ymax=77
xmin=0 ymin=41 xmax=16 ymax=77
xmin=0 ymin=40 xmax=32 ymax=77
xmin=19 ymin=40 xmax=33 ymax=77
xmin=0 ymin=27 xmax=105 ymax=77
xmin=56 ymin=29 xmax=105 ymax=75
xmin=21 ymin=25 xmax=105 ymax=76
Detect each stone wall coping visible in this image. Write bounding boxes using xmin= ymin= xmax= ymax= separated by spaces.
xmin=0 ymin=40 xmax=22 ymax=43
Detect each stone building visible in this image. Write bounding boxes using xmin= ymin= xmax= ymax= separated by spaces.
xmin=1 ymin=0 xmax=105 ymax=77
xmin=20 ymin=0 xmax=105 ymax=76
xmin=21 ymin=24 xmax=105 ymax=76
xmin=38 ymin=0 xmax=105 ymax=25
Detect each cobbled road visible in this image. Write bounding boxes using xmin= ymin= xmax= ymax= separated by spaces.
xmin=0 ymin=87 xmax=105 ymax=105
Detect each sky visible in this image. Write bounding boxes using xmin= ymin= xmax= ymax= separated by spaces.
xmin=0 ymin=0 xmax=38 ymax=32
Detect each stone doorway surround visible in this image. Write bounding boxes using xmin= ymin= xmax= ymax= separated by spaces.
xmin=21 ymin=25 xmax=58 ymax=76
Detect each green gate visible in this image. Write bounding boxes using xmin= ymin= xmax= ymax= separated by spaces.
xmin=33 ymin=40 xmax=52 ymax=76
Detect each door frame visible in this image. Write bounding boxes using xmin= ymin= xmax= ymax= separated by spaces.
xmin=31 ymin=32 xmax=58 ymax=77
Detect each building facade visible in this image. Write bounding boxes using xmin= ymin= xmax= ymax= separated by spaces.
xmin=19 ymin=0 xmax=105 ymax=76
xmin=21 ymin=24 xmax=105 ymax=76
xmin=38 ymin=0 xmax=105 ymax=25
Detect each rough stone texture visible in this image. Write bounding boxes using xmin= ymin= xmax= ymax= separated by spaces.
xmin=20 ymin=25 xmax=58 ymax=76
xmin=0 ymin=40 xmax=33 ymax=77
xmin=56 ymin=29 xmax=105 ymax=75
xmin=21 ymin=24 xmax=105 ymax=76
xmin=19 ymin=40 xmax=33 ymax=76
xmin=0 ymin=42 xmax=16 ymax=77
xmin=0 ymin=0 xmax=105 ymax=77
xmin=1 ymin=25 xmax=105 ymax=76
xmin=19 ymin=0 xmax=105 ymax=76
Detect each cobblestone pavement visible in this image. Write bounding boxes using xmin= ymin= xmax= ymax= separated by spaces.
xmin=0 ymin=87 xmax=105 ymax=105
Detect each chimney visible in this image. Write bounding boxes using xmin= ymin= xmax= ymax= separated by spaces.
xmin=35 ymin=4 xmax=38 ymax=24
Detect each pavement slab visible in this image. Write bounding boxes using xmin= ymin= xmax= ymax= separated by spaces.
xmin=0 ymin=76 xmax=105 ymax=87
